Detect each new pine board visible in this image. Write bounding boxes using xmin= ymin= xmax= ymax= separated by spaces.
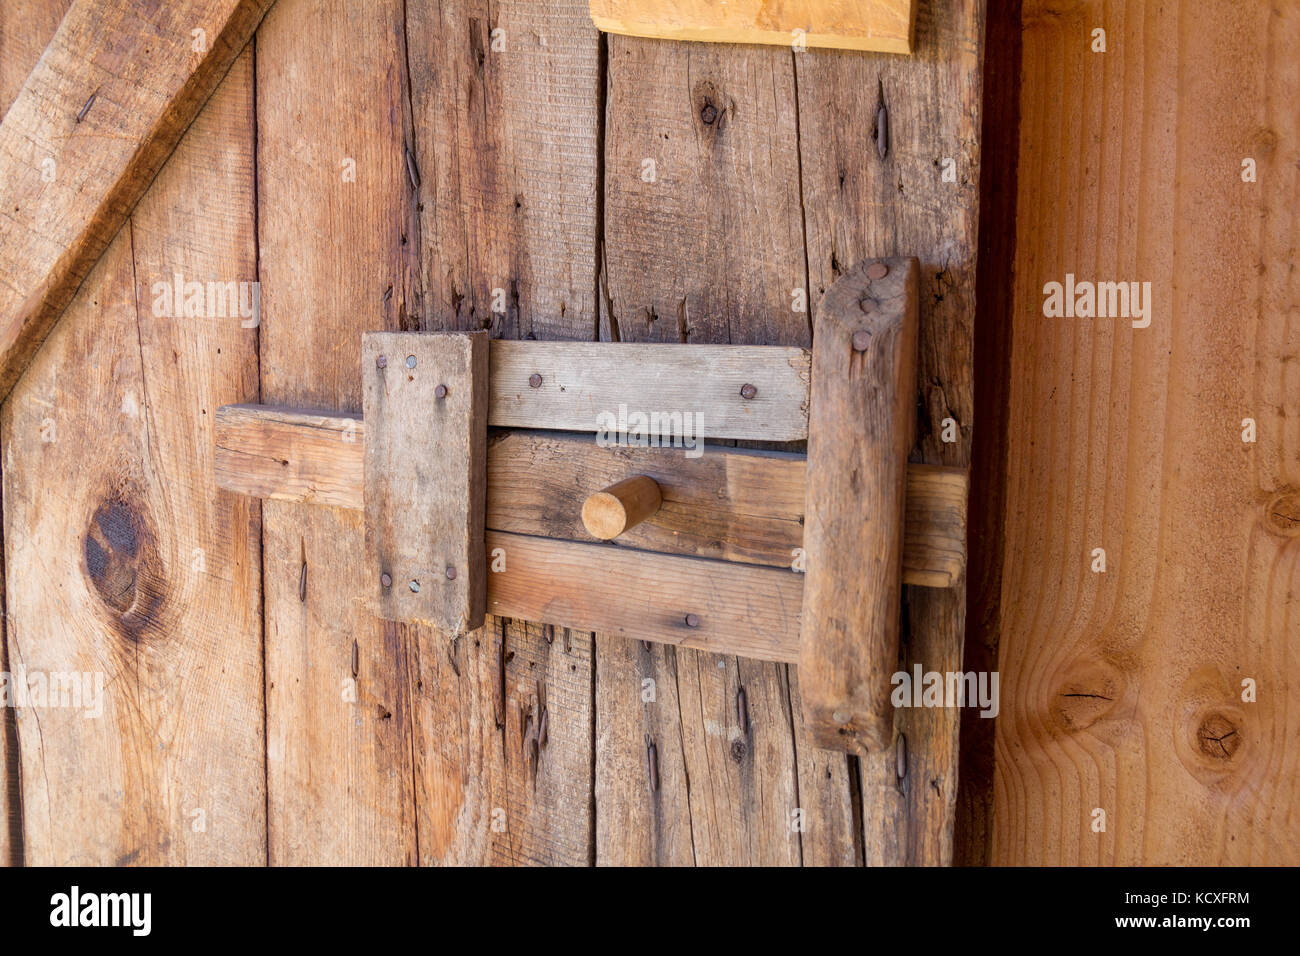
xmin=992 ymin=0 xmax=1300 ymax=865
xmin=589 ymin=0 xmax=915 ymax=54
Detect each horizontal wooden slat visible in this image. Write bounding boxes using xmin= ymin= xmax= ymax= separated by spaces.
xmin=490 ymin=340 xmax=810 ymax=441
xmin=486 ymin=531 xmax=802 ymax=663
xmin=214 ymin=404 xmax=967 ymax=587
xmin=588 ymin=0 xmax=915 ymax=55
xmin=214 ymin=404 xmax=362 ymax=509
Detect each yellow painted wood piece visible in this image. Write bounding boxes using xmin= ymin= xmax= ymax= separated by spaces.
xmin=589 ymin=0 xmax=915 ymax=54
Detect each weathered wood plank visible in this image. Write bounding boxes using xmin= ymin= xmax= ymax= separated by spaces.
xmin=796 ymin=0 xmax=985 ymax=866
xmin=406 ymin=0 xmax=602 ymax=866
xmin=800 ymin=257 xmax=919 ymax=755
xmin=993 ymin=0 xmax=1300 ymax=865
xmin=0 ymin=0 xmax=275 ymax=402
xmin=589 ymin=0 xmax=915 ymax=54
xmin=491 ymin=341 xmax=810 ymax=440
xmin=363 ymin=331 xmax=489 ymax=633
xmin=256 ymin=0 xmax=418 ymax=866
xmin=214 ymin=405 xmax=363 ymax=509
xmin=0 ymin=0 xmax=71 ymax=872
xmin=600 ymin=34 xmax=856 ymax=865
xmin=212 ymin=409 xmax=968 ymax=584
xmin=488 ymin=530 xmax=802 ymax=662
xmin=1 ymin=48 xmax=264 ymax=865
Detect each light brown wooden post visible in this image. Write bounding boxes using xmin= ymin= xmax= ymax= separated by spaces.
xmin=799 ymin=257 xmax=919 ymax=754
xmin=362 ymin=331 xmax=488 ymax=634
xmin=581 ymin=476 xmax=662 ymax=539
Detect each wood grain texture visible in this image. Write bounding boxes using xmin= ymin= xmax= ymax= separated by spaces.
xmin=213 ymin=411 xmax=967 ymax=583
xmin=405 ymin=0 xmax=602 ymax=865
xmin=992 ymin=0 xmax=1300 ymax=865
xmin=256 ymin=0 xmax=419 ymax=866
xmin=0 ymin=0 xmax=274 ymax=402
xmin=491 ymin=341 xmax=811 ymax=440
xmin=599 ymin=33 xmax=857 ymax=865
xmin=2 ymin=48 xmax=264 ymax=865
xmin=489 ymin=531 xmax=802 ymax=662
xmin=800 ymin=257 xmax=919 ymax=755
xmin=215 ymin=405 xmax=363 ymax=509
xmin=363 ymin=332 xmax=488 ymax=633
xmin=0 ymin=0 xmax=71 ymax=871
xmin=589 ymin=0 xmax=916 ymax=54
xmin=796 ymin=0 xmax=985 ymax=865
xmin=581 ymin=475 xmax=662 ymax=539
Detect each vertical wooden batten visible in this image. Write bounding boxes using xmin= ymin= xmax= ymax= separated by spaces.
xmin=800 ymin=258 xmax=919 ymax=755
xmin=362 ymin=331 xmax=489 ymax=634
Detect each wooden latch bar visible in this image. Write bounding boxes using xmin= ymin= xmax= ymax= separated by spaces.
xmin=213 ymin=258 xmax=963 ymax=753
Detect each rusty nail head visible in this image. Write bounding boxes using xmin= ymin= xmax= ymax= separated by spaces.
xmin=529 ymin=373 xmax=543 ymax=388
xmin=852 ymin=330 xmax=872 ymax=352
xmin=740 ymin=383 xmax=757 ymax=400
xmin=867 ymin=262 xmax=889 ymax=280
xmin=376 ymin=355 xmax=388 ymax=369
xmin=380 ymin=572 xmax=392 ymax=588
xmin=435 ymin=384 xmax=448 ymax=399
xmin=405 ymin=355 xmax=417 ymax=369
xmin=701 ymin=103 xmax=718 ymax=124
xmin=445 ymin=566 xmax=457 ymax=581
xmin=409 ymin=579 xmax=421 ymax=593
xmin=685 ymin=613 xmax=700 ymax=628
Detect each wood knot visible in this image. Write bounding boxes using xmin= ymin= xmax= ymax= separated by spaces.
xmin=83 ymin=491 xmax=166 ymax=643
xmin=1196 ymin=713 xmax=1241 ymax=760
xmin=692 ymin=81 xmax=730 ymax=133
xmin=1049 ymin=661 xmax=1122 ymax=732
xmin=1264 ymin=490 xmax=1300 ymax=537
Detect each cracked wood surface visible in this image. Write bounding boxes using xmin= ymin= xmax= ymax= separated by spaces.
xmin=1 ymin=3 xmax=266 ymax=862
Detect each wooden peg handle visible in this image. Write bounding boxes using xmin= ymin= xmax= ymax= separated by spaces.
xmin=581 ymin=475 xmax=663 ymax=540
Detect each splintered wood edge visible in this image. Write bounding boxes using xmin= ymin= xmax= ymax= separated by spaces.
xmin=213 ymin=404 xmax=967 ymax=588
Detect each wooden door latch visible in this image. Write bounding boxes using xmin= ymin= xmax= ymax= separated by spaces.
xmin=213 ymin=258 xmax=967 ymax=755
